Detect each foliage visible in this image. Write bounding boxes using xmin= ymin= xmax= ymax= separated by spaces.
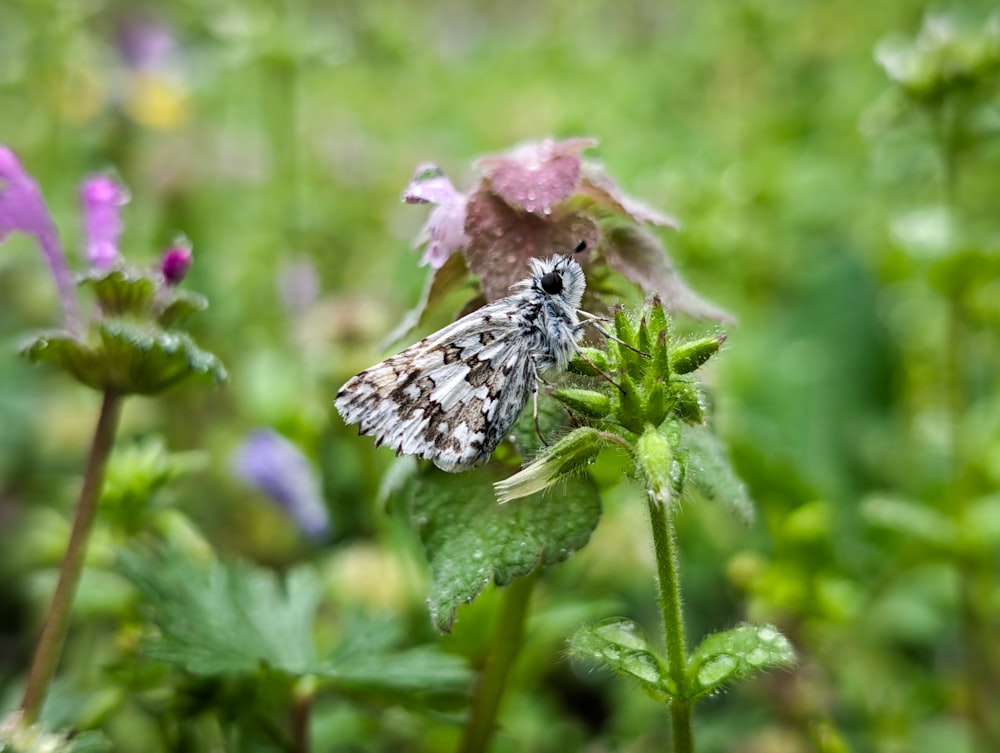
xmin=2 ymin=1 xmax=1000 ymax=752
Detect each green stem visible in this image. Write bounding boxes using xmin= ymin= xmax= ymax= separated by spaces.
xmin=458 ymin=570 xmax=538 ymax=753
xmin=648 ymin=494 xmax=693 ymax=753
xmin=20 ymin=389 xmax=123 ymax=723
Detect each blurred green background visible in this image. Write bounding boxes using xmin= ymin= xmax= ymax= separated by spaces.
xmin=2 ymin=1 xmax=999 ymax=751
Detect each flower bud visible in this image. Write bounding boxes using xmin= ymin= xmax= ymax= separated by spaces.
xmin=636 ymin=426 xmax=674 ymax=506
xmin=494 ymin=427 xmax=605 ymax=504
xmin=160 ymin=242 xmax=192 ymax=285
xmin=671 ymin=333 xmax=726 ymax=375
xmin=553 ymin=387 xmax=612 ymax=420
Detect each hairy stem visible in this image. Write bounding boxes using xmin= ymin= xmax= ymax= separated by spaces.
xmin=648 ymin=494 xmax=693 ymax=753
xmin=458 ymin=570 xmax=538 ymax=753
xmin=20 ymin=390 xmax=123 ymax=723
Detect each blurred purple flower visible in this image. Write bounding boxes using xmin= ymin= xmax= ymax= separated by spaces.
xmin=402 ymin=163 xmax=469 ymax=269
xmin=80 ymin=175 xmax=130 ymax=269
xmin=115 ymin=12 xmax=176 ymax=70
xmin=0 ymin=145 xmax=79 ymax=328
xmin=160 ymin=241 xmax=192 ymax=285
xmin=278 ymin=258 xmax=320 ymax=313
xmin=232 ymin=430 xmax=331 ymax=541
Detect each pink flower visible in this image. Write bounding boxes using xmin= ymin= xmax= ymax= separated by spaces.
xmin=402 ymin=164 xmax=470 ymax=269
xmin=0 ymin=145 xmax=79 ymax=327
xmin=80 ymin=175 xmax=130 ymax=269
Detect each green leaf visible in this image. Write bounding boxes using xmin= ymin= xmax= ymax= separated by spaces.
xmin=157 ymin=290 xmax=208 ymax=328
xmin=119 ymin=550 xmax=473 ymax=708
xmin=959 ymin=494 xmax=1000 ymax=553
xmin=22 ymin=321 xmax=227 ymax=395
xmin=322 ymin=646 xmax=472 ymax=709
xmin=409 ymin=466 xmax=601 ymax=632
xmin=686 ymin=623 xmax=795 ymax=700
xmin=119 ymin=549 xmax=322 ymax=675
xmin=568 ymin=617 xmax=675 ymax=702
xmin=861 ymin=496 xmax=957 ymax=548
xmin=680 ymin=424 xmax=754 ymax=524
xmin=79 ymin=268 xmax=157 ymax=318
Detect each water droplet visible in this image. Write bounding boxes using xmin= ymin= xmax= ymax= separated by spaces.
xmin=747 ymin=648 xmax=769 ymax=666
xmin=631 ymin=653 xmax=661 ymax=682
xmin=697 ymin=654 xmax=737 ymax=688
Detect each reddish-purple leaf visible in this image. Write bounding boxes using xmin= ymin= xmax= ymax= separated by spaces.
xmin=463 ymin=189 xmax=599 ymax=301
xmin=602 ymin=225 xmax=735 ymax=325
xmin=475 ymin=138 xmax=597 ymax=214
xmin=580 ymin=162 xmax=680 ymax=228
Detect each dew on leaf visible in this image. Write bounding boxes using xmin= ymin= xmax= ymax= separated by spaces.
xmin=697 ymin=654 xmax=737 ymax=688
xmin=758 ymin=625 xmax=778 ymax=642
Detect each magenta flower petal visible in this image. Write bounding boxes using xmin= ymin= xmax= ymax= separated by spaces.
xmin=232 ymin=430 xmax=331 ymax=541
xmin=80 ymin=174 xmax=130 ymax=270
xmin=0 ymin=145 xmax=79 ymax=328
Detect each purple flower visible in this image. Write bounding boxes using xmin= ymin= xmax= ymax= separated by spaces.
xmin=402 ymin=164 xmax=470 ymax=269
xmin=80 ymin=174 xmax=130 ymax=269
xmin=0 ymin=145 xmax=79 ymax=328
xmin=160 ymin=242 xmax=192 ymax=285
xmin=232 ymin=430 xmax=331 ymax=541
xmin=115 ymin=12 xmax=176 ymax=71
xmin=278 ymin=258 xmax=320 ymax=313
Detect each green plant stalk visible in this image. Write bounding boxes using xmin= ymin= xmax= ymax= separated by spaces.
xmin=648 ymin=494 xmax=693 ymax=753
xmin=458 ymin=570 xmax=538 ymax=753
xmin=20 ymin=389 xmax=123 ymax=723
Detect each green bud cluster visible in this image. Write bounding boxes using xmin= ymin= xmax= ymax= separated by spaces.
xmin=496 ymin=297 xmax=725 ymax=504
xmin=567 ymin=296 xmax=724 ymax=437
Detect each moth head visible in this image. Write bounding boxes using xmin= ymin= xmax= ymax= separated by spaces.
xmin=528 ymin=251 xmax=586 ymax=310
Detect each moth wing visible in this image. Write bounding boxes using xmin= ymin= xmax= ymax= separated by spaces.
xmin=335 ymin=305 xmax=535 ymax=471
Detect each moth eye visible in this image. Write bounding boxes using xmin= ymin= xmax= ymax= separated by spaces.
xmin=540 ymin=271 xmax=563 ymax=295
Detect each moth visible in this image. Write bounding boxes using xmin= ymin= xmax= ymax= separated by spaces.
xmin=335 ymin=250 xmax=599 ymax=472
